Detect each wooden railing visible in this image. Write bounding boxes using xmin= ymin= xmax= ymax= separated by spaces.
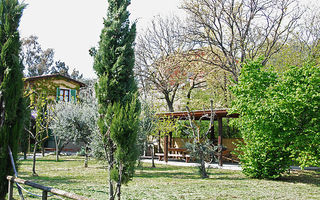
xmin=7 ymin=176 xmax=93 ymax=200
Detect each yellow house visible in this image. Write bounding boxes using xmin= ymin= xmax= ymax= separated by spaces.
xmin=24 ymin=74 xmax=86 ymax=152
xmin=24 ymin=74 xmax=86 ymax=103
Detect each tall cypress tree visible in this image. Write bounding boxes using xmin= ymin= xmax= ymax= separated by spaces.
xmin=93 ymin=0 xmax=139 ymax=199
xmin=0 ymin=0 xmax=26 ymax=199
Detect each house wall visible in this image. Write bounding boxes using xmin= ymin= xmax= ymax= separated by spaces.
xmin=24 ymin=77 xmax=81 ymax=102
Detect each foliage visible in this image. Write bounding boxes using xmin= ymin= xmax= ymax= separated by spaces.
xmin=51 ymin=60 xmax=69 ymax=76
xmin=21 ymin=35 xmax=83 ymax=79
xmin=154 ymin=115 xmax=179 ymax=137
xmin=93 ymin=0 xmax=140 ymax=199
xmin=21 ymin=35 xmax=54 ymax=77
xmin=0 ymin=0 xmax=26 ymax=198
xmin=20 ymin=96 xmax=31 ymax=160
xmin=51 ymin=60 xmax=83 ymax=80
xmin=231 ymin=59 xmax=320 ymax=179
xmin=25 ymin=76 xmax=81 ymax=105
xmin=109 ymin=100 xmax=140 ymax=183
xmin=51 ymin=99 xmax=97 ymax=165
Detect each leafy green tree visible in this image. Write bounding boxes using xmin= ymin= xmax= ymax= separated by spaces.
xmin=0 ymin=0 xmax=26 ymax=198
xmin=231 ymin=59 xmax=320 ymax=179
xmin=93 ymin=0 xmax=140 ymax=199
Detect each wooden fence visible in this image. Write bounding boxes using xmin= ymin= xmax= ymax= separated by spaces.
xmin=7 ymin=176 xmax=93 ymax=200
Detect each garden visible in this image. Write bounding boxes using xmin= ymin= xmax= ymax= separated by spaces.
xmin=0 ymin=0 xmax=320 ymax=200
xmin=11 ymin=155 xmax=320 ymax=200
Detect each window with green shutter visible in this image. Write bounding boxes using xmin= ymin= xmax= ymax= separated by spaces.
xmin=56 ymin=87 xmax=60 ymax=102
xmin=70 ymin=89 xmax=76 ymax=103
xmin=56 ymin=88 xmax=77 ymax=102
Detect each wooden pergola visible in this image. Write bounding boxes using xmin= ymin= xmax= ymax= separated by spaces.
xmin=156 ymin=109 xmax=239 ymax=166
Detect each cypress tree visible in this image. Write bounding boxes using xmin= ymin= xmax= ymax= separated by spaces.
xmin=93 ymin=0 xmax=139 ymax=199
xmin=0 ymin=0 xmax=26 ymax=199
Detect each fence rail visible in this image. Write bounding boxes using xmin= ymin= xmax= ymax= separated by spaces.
xmin=7 ymin=176 xmax=93 ymax=200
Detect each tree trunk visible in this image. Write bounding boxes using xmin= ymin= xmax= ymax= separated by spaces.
xmin=23 ymin=151 xmax=27 ymax=160
xmin=105 ymin=140 xmax=115 ymax=200
xmin=84 ymin=146 xmax=89 ymax=168
xmin=109 ymin=164 xmax=114 ymax=200
xmin=54 ymin=134 xmax=59 ymax=162
xmin=151 ymin=144 xmax=155 ymax=168
xmin=164 ymin=94 xmax=174 ymax=112
xmin=199 ymin=144 xmax=208 ymax=178
xmin=32 ymin=143 xmax=38 ymax=176
xmin=167 ymin=101 xmax=174 ymax=112
xmin=116 ymin=162 xmax=123 ymax=200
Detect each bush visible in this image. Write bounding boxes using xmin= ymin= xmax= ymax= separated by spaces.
xmin=232 ymin=59 xmax=320 ymax=179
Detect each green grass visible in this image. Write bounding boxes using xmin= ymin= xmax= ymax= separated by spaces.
xmin=11 ymin=155 xmax=320 ymax=199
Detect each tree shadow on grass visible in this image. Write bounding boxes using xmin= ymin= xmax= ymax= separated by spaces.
xmin=135 ymin=170 xmax=200 ymax=180
xmin=19 ymin=159 xmax=80 ymax=164
xmin=278 ymin=170 xmax=320 ymax=187
xmin=135 ymin=166 xmax=248 ymax=181
xmin=19 ymin=175 xmax=76 ymax=186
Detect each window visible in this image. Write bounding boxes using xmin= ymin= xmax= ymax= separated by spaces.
xmin=56 ymin=88 xmax=77 ymax=102
xmin=60 ymin=89 xmax=70 ymax=102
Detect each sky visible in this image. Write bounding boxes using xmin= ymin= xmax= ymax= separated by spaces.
xmin=19 ymin=0 xmax=184 ymax=78
xmin=19 ymin=0 xmax=316 ymax=79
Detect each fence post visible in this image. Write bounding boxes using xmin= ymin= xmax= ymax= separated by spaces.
xmin=42 ymin=190 xmax=48 ymax=200
xmin=8 ymin=179 xmax=13 ymax=200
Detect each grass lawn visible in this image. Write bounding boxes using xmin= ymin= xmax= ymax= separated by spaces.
xmin=11 ymin=155 xmax=320 ymax=200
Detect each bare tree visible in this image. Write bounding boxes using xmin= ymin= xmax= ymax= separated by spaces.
xmin=182 ymin=0 xmax=303 ymax=81
xmin=24 ymin=92 xmax=52 ymax=176
xmin=295 ymin=5 xmax=320 ymax=60
xmin=185 ymin=100 xmax=216 ymax=178
xmin=135 ymin=15 xmax=207 ymax=111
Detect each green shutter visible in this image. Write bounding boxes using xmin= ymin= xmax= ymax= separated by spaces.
xmin=70 ymin=89 xmax=76 ymax=103
xmin=56 ymin=87 xmax=60 ymax=102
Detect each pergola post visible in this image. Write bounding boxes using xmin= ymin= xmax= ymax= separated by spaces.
xmin=164 ymin=134 xmax=168 ymax=162
xmin=218 ymin=117 xmax=223 ymax=166
xmin=169 ymin=132 xmax=173 ymax=148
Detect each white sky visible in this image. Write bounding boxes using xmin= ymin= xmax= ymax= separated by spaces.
xmin=19 ymin=0 xmax=184 ymax=78
xmin=19 ymin=0 xmax=315 ymax=79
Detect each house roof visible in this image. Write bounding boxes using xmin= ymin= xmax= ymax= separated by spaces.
xmin=156 ymin=109 xmax=239 ymax=120
xmin=24 ymin=74 xmax=86 ymax=87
